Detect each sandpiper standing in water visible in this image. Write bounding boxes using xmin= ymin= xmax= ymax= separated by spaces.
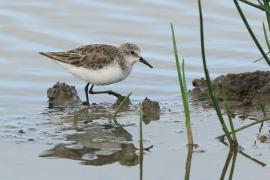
xmin=40 ymin=43 xmax=153 ymax=105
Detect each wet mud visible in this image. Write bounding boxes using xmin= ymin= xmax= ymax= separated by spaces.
xmin=190 ymin=71 xmax=270 ymax=113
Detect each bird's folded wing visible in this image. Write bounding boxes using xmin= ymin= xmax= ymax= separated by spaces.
xmin=39 ymin=51 xmax=84 ymax=65
xmin=39 ymin=45 xmax=118 ymax=68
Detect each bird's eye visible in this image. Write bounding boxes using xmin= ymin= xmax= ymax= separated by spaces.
xmin=131 ymin=51 xmax=135 ymax=55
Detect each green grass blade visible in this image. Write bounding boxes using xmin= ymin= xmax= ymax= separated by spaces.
xmin=217 ymin=117 xmax=270 ymax=139
xmin=113 ymin=92 xmax=132 ymax=122
xmin=171 ymin=23 xmax=193 ymax=145
xmin=239 ymin=0 xmax=264 ymax=10
xmin=239 ymin=149 xmax=266 ymax=167
xmin=222 ymin=80 xmax=238 ymax=144
xmin=257 ymin=1 xmax=270 ymax=21
xmin=229 ymin=151 xmax=238 ymax=180
xmin=258 ymin=103 xmax=266 ymax=134
xmin=181 ymin=58 xmax=193 ymax=143
xmin=139 ymin=106 xmax=143 ymax=151
xmin=262 ymin=0 xmax=270 ymax=30
xmin=263 ymin=22 xmax=270 ymax=50
xmin=252 ymin=20 xmax=270 ymax=62
xmin=184 ymin=146 xmax=193 ymax=180
xmin=255 ymin=1 xmax=270 ymax=32
xmin=233 ymin=0 xmax=270 ymax=66
xmin=253 ymin=51 xmax=270 ymax=63
xmin=198 ymin=0 xmax=233 ymax=144
xmin=182 ymin=59 xmax=188 ymax=96
xmin=225 ymin=106 xmax=237 ymax=144
xmin=259 ymin=102 xmax=267 ymax=117
xmin=139 ymin=106 xmax=143 ymax=180
xmin=220 ymin=149 xmax=234 ymax=180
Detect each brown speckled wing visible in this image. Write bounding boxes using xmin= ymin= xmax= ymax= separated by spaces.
xmin=39 ymin=51 xmax=82 ymax=65
xmin=40 ymin=44 xmax=120 ymax=70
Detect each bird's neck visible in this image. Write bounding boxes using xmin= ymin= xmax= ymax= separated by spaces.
xmin=118 ymin=58 xmax=134 ymax=72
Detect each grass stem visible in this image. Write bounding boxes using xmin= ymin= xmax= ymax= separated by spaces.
xmin=217 ymin=117 xmax=270 ymax=139
xmin=234 ymin=0 xmax=270 ymax=66
xmin=222 ymin=80 xmax=238 ymax=145
xmin=139 ymin=107 xmax=144 ymax=180
xmin=263 ymin=22 xmax=270 ymax=50
xmin=239 ymin=0 xmax=264 ymax=10
xmin=198 ymin=0 xmax=233 ymax=144
xmin=229 ymin=150 xmax=238 ymax=180
xmin=220 ymin=149 xmax=234 ymax=180
xmin=184 ymin=146 xmax=193 ymax=180
xmin=262 ymin=0 xmax=270 ymax=30
xmin=171 ymin=23 xmax=193 ymax=145
xmin=113 ymin=92 xmax=132 ymax=122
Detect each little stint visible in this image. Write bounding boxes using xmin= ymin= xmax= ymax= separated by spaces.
xmin=40 ymin=43 xmax=153 ymax=105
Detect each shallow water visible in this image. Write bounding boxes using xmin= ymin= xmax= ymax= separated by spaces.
xmin=1 ymin=0 xmax=270 ymax=180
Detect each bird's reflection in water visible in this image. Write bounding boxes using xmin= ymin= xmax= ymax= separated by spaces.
xmin=40 ymin=96 xmax=159 ymax=167
xmin=40 ymin=124 xmax=139 ymax=166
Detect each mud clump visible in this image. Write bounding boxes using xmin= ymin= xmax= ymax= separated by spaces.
xmin=47 ymin=82 xmax=81 ymax=108
xmin=142 ymin=97 xmax=160 ymax=124
xmin=190 ymin=71 xmax=270 ymax=111
xmin=259 ymin=135 xmax=268 ymax=143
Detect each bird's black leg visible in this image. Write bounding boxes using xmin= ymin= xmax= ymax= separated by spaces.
xmin=89 ymin=85 xmax=122 ymax=98
xmin=82 ymin=83 xmax=90 ymax=105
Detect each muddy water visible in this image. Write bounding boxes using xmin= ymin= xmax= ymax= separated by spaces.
xmin=1 ymin=0 xmax=270 ymax=180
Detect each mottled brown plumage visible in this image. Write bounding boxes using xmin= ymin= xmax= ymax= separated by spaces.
xmin=40 ymin=44 xmax=124 ymax=70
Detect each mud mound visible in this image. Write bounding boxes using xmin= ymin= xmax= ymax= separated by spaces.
xmin=142 ymin=97 xmax=160 ymax=123
xmin=190 ymin=71 xmax=270 ymax=111
xmin=47 ymin=82 xmax=81 ymax=108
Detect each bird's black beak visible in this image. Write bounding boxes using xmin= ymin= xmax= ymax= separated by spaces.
xmin=139 ymin=57 xmax=153 ymax=68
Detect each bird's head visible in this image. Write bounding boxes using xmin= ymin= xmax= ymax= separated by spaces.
xmin=119 ymin=43 xmax=153 ymax=68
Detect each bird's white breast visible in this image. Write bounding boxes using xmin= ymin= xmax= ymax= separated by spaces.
xmin=55 ymin=61 xmax=132 ymax=85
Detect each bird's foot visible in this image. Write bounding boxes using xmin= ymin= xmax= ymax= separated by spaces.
xmin=82 ymin=101 xmax=90 ymax=106
xmin=107 ymin=90 xmax=122 ymax=98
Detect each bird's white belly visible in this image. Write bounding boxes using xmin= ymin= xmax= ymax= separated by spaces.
xmin=55 ymin=61 xmax=131 ymax=85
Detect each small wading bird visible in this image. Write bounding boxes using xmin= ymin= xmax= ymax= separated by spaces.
xmin=40 ymin=43 xmax=153 ymax=105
